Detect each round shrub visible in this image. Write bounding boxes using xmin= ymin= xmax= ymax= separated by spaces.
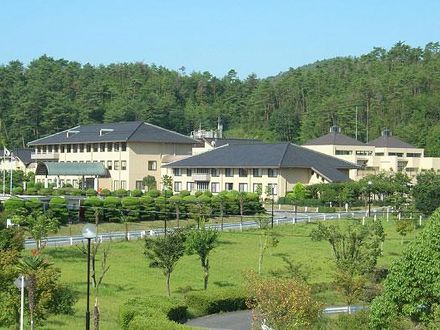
xmin=12 ymin=186 xmax=23 ymax=195
xmin=99 ymin=188 xmax=112 ymax=197
xmin=131 ymin=189 xmax=143 ymax=197
xmin=179 ymin=190 xmax=190 ymax=197
xmin=86 ymin=188 xmax=97 ymax=196
xmin=146 ymin=189 xmax=161 ymax=198
xmin=25 ymin=187 xmax=38 ymax=195
xmin=114 ymin=189 xmax=128 ymax=198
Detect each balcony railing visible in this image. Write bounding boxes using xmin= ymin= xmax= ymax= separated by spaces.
xmin=31 ymin=152 xmax=60 ymax=160
xmin=192 ymin=174 xmax=211 ymax=181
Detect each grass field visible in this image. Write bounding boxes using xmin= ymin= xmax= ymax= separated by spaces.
xmin=28 ymin=217 xmax=422 ymax=329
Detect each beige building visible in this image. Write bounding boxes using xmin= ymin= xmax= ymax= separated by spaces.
xmin=0 ymin=148 xmax=35 ymax=174
xmin=163 ymin=142 xmax=357 ymax=198
xmin=303 ymin=126 xmax=440 ymax=180
xmin=28 ymin=121 xmax=196 ymax=190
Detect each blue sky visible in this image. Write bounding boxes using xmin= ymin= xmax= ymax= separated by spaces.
xmin=1 ymin=0 xmax=439 ymax=77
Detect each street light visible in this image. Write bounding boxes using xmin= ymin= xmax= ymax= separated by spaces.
xmin=14 ymin=275 xmax=28 ymax=330
xmin=82 ymin=223 xmax=97 ymax=330
xmin=367 ymin=181 xmax=372 ymax=217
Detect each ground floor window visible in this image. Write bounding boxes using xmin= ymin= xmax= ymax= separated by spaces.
xmin=239 ymin=183 xmax=248 ymax=192
xmin=174 ymin=181 xmax=182 ymax=192
xmin=197 ymin=181 xmax=209 ymax=191
xmin=113 ymin=180 xmax=120 ymax=190
xmin=267 ymin=183 xmax=278 ymax=195
xmin=187 ymin=182 xmax=194 ymax=192
xmin=121 ymin=180 xmax=127 ymax=190
xmin=253 ymin=183 xmax=262 ymax=193
xmin=136 ymin=180 xmax=143 ymax=190
xmin=211 ymin=182 xmax=220 ymax=193
xmin=225 ymin=182 xmax=233 ymax=191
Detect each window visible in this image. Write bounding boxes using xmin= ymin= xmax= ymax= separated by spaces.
xmin=148 ymin=161 xmax=157 ymax=170
xmin=375 ymin=152 xmax=384 ymax=156
xmin=54 ymin=145 xmax=59 ymax=152
xmin=253 ymin=168 xmax=262 ymax=177
xmin=173 ymin=168 xmax=182 ymax=176
xmin=356 ymin=150 xmax=372 ymax=156
xmin=186 ymin=168 xmax=192 ymax=176
xmin=195 ymin=168 xmax=209 ymax=174
xmin=73 ymin=179 xmax=78 ymax=188
xmin=66 ymin=179 xmax=71 ymax=185
xmin=60 ymin=179 xmax=65 ymax=186
xmin=225 ymin=183 xmax=233 ymax=191
xmin=239 ymin=183 xmax=248 ymax=192
xmin=121 ymin=180 xmax=127 ymax=189
xmin=72 ymin=144 xmax=78 ymax=153
xmin=86 ymin=144 xmax=91 ymax=152
xmin=107 ymin=160 xmax=113 ymax=170
xmin=239 ymin=168 xmax=248 ymax=177
xmin=268 ymin=168 xmax=278 ymax=177
xmin=48 ymin=145 xmax=53 ymax=152
xmin=121 ymin=142 xmax=127 ymax=151
xmin=187 ymin=182 xmax=195 ymax=192
xmin=60 ymin=145 xmax=65 ymax=153
xmin=211 ymin=182 xmax=220 ymax=193
xmin=100 ymin=143 xmax=105 ymax=152
xmin=253 ymin=183 xmax=262 ymax=193
xmin=66 ymin=145 xmax=71 ymax=153
xmin=114 ymin=160 xmax=120 ymax=170
xmin=107 ymin=143 xmax=112 ymax=152
xmin=100 ymin=160 xmax=105 ymax=165
xmin=389 ymin=152 xmax=404 ymax=157
xmin=406 ymin=153 xmax=421 ymax=158
xmin=174 ymin=181 xmax=182 ymax=192
xmin=79 ymin=144 xmax=84 ymax=152
xmin=114 ymin=142 xmax=120 ymax=152
xmin=42 ymin=145 xmax=47 ymax=153
xmin=335 ymin=150 xmax=352 ymax=155
xmin=37 ymin=146 xmax=41 ymax=153
xmin=225 ymin=168 xmax=233 ymax=177
xmin=93 ymin=144 xmax=98 ymax=152
xmin=211 ymin=168 xmax=219 ymax=177
xmin=136 ymin=181 xmax=143 ymax=190
xmin=197 ymin=182 xmax=209 ymax=191
xmin=113 ymin=180 xmax=120 ymax=190
xmin=267 ymin=183 xmax=278 ymax=195
xmin=121 ymin=160 xmax=127 ymax=170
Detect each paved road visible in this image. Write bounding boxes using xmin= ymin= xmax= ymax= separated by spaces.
xmin=24 ymin=209 xmax=380 ymax=248
xmin=186 ymin=306 xmax=367 ymax=330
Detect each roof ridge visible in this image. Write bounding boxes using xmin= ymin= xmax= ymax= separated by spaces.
xmin=279 ymin=142 xmax=291 ymax=167
xmin=142 ymin=122 xmax=197 ymax=143
xmin=126 ymin=121 xmax=144 ymax=142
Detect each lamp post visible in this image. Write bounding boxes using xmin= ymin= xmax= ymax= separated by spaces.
xmin=82 ymin=223 xmax=97 ymax=330
xmin=367 ymin=181 xmax=372 ymax=217
xmin=14 ymin=275 xmax=28 ymax=330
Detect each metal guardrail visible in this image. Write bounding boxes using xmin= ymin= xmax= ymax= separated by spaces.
xmin=23 ymin=210 xmax=388 ymax=248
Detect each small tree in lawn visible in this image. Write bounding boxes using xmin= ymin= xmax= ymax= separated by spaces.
xmin=395 ymin=219 xmax=414 ymax=245
xmin=144 ymin=229 xmax=187 ymax=296
xmin=186 ymin=227 xmax=220 ymax=290
xmin=256 ymin=214 xmax=279 ymax=275
xmin=12 ymin=211 xmax=59 ymax=251
xmin=288 ymin=183 xmax=306 ymax=216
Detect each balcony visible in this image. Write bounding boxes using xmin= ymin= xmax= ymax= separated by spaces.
xmin=192 ymin=173 xmax=211 ymax=181
xmin=31 ymin=152 xmax=60 ymax=160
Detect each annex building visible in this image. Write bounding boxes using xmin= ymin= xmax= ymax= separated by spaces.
xmin=28 ymin=121 xmax=196 ymax=190
xmin=303 ymin=126 xmax=440 ymax=180
xmin=163 ymin=142 xmax=357 ymax=198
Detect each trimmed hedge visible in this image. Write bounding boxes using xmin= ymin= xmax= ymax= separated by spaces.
xmin=184 ymin=288 xmax=247 ymax=316
xmin=127 ymin=314 xmax=195 ymax=330
xmin=119 ymin=296 xmax=188 ymax=330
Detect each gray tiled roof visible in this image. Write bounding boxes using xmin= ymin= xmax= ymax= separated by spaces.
xmin=165 ymin=143 xmax=357 ymax=182
xmin=303 ymin=132 xmax=366 ymax=146
xmin=36 ymin=162 xmax=109 ymax=176
xmin=367 ymin=135 xmax=416 ymax=148
xmin=28 ymin=121 xmax=196 ymax=146
xmin=0 ymin=148 xmax=33 ymax=164
xmin=203 ymin=138 xmax=262 ymax=148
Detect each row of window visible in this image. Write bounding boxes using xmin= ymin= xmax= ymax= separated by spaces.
xmin=36 ymin=142 xmax=127 ymax=154
xmin=173 ymin=168 xmax=278 ymax=178
xmin=173 ymin=182 xmax=278 ymax=194
xmin=335 ymin=150 xmax=422 ymax=158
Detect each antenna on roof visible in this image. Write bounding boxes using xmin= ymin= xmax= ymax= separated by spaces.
xmin=381 ymin=128 xmax=392 ymax=137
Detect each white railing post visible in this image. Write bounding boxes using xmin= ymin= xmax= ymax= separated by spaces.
xmin=127 ymin=232 xmax=130 ymax=241
xmin=338 ymin=213 xmax=341 ymax=219
xmin=362 ymin=217 xmax=365 ymax=225
xmin=374 ymin=214 xmax=377 ymax=222
xmin=419 ymin=215 xmax=422 ymax=227
xmin=70 ymin=237 xmax=73 ymax=246
xmin=323 ymin=214 xmax=326 ymax=221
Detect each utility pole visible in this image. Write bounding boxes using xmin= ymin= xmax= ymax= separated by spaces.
xmin=271 ymin=186 xmax=274 ymax=228
xmin=355 ymin=105 xmax=358 ymax=140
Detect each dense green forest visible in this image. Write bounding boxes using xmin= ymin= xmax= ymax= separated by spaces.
xmin=1 ymin=42 xmax=440 ymax=154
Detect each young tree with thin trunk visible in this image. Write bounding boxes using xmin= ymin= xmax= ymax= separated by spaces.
xmin=144 ymin=229 xmax=187 ymax=296
xmin=256 ymin=215 xmax=279 ymax=274
xmin=185 ymin=227 xmax=220 ymax=290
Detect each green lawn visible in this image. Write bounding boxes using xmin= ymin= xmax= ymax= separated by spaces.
xmin=35 ymin=217 xmax=419 ymax=330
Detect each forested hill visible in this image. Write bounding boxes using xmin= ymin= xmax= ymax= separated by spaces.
xmin=1 ymin=41 xmax=440 ymax=155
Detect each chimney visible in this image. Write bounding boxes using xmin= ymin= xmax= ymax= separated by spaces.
xmin=329 ymin=125 xmax=341 ymax=133
xmin=381 ymin=128 xmax=392 ymax=137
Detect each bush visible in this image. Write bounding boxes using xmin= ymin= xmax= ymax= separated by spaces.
xmin=4 ymin=197 xmax=26 ymax=215
xmin=25 ymin=187 xmax=38 ymax=195
xmin=119 ymin=296 xmax=188 ymax=330
xmin=38 ymin=188 xmax=53 ymax=196
xmin=85 ymin=188 xmax=97 ymax=196
xmin=184 ymin=288 xmax=247 ymax=316
xmin=131 ymin=189 xmax=143 ymax=197
xmin=318 ymin=206 xmax=336 ymax=213
xmin=52 ymin=188 xmax=66 ymax=196
xmin=146 ymin=189 xmax=161 ymax=198
xmin=128 ymin=314 xmax=193 ymax=330
xmin=103 ymin=196 xmax=121 ymax=222
xmin=179 ymin=190 xmax=191 ymax=197
xmin=99 ymin=188 xmax=112 ymax=197
xmin=49 ymin=197 xmax=69 ymax=224
xmin=12 ymin=186 xmax=23 ymax=195
xmin=114 ymin=189 xmax=128 ymax=198
xmin=45 ymin=285 xmax=78 ymax=315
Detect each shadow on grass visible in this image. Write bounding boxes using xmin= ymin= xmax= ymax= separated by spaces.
xmin=213 ymin=281 xmax=235 ymax=288
xmin=44 ymin=247 xmax=85 ymax=261
xmin=69 ymin=282 xmax=134 ymax=292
